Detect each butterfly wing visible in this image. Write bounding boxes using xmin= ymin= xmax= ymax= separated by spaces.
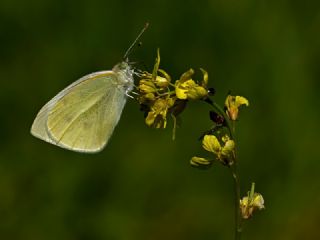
xmin=31 ymin=71 xmax=128 ymax=153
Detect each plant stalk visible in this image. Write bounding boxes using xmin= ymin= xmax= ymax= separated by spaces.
xmin=209 ymin=100 xmax=242 ymax=240
xmin=232 ymin=162 xmax=242 ymax=240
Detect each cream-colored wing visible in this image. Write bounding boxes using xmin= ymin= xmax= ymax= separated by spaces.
xmin=31 ymin=71 xmax=128 ymax=153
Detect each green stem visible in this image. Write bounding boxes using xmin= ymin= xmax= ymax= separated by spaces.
xmin=210 ymin=101 xmax=235 ymax=140
xmin=207 ymin=99 xmax=242 ymax=240
xmin=231 ymin=161 xmax=242 ymax=240
xmin=229 ymin=119 xmax=242 ymax=240
xmin=157 ymin=90 xmax=175 ymax=97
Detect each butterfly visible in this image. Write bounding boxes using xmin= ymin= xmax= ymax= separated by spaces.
xmin=31 ymin=24 xmax=148 ymax=153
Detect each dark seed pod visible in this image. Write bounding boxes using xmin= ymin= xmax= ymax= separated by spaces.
xmin=209 ymin=111 xmax=225 ymax=124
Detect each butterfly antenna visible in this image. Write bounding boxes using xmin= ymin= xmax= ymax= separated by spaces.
xmin=123 ymin=22 xmax=149 ymax=60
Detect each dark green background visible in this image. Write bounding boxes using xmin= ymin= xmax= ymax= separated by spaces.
xmin=1 ymin=0 xmax=319 ymax=239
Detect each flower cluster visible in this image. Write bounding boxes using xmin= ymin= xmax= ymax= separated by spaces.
xmin=190 ymin=94 xmax=248 ymax=169
xmin=175 ymin=68 xmax=208 ymax=100
xmin=190 ymin=134 xmax=235 ymax=168
xmin=136 ymin=47 xmax=264 ymax=226
xmin=137 ymin=49 xmax=209 ymax=132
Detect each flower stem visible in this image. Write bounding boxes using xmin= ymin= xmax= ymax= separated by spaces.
xmin=210 ymin=101 xmax=235 ymax=140
xmin=231 ymin=161 xmax=242 ymax=240
xmin=207 ymin=99 xmax=242 ymax=240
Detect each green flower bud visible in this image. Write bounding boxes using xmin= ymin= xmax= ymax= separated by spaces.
xmin=190 ymin=156 xmax=212 ymax=169
xmin=143 ymin=93 xmax=156 ymax=101
xmin=155 ymin=76 xmax=170 ymax=88
xmin=139 ymin=79 xmax=157 ymax=94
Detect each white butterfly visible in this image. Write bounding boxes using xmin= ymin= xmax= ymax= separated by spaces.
xmin=31 ymin=24 xmax=148 ymax=153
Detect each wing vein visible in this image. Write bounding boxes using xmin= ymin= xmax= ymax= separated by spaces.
xmin=55 ymin=93 xmax=109 ymax=144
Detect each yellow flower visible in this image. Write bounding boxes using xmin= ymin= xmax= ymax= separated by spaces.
xmin=145 ymin=98 xmax=175 ymax=128
xmin=175 ymin=68 xmax=208 ymax=100
xmin=202 ymin=134 xmax=235 ymax=164
xmin=137 ymin=49 xmax=212 ymax=133
xmin=240 ymin=183 xmax=265 ymax=219
xmin=225 ymin=95 xmax=249 ymax=121
xmin=240 ymin=193 xmax=265 ymax=219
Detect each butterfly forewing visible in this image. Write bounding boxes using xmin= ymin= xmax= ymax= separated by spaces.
xmin=31 ymin=71 xmax=128 ymax=152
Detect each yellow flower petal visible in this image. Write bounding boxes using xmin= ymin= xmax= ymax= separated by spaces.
xmin=187 ymin=85 xmax=208 ymax=100
xmin=200 ymin=68 xmax=208 ymax=86
xmin=176 ymin=79 xmax=208 ymax=100
xmin=179 ymin=68 xmax=195 ymax=82
xmin=252 ymin=194 xmax=265 ymax=210
xmin=235 ymin=96 xmax=249 ymax=107
xmin=221 ymin=140 xmax=235 ymax=157
xmin=202 ymin=135 xmax=221 ymax=154
xmin=145 ymin=111 xmax=157 ymax=126
xmin=145 ymin=98 xmax=175 ymax=129
xmin=175 ymin=79 xmax=189 ymax=99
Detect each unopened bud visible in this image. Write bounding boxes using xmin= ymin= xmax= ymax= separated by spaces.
xmin=190 ymin=156 xmax=212 ymax=169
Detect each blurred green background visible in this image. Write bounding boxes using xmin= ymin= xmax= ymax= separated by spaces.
xmin=1 ymin=0 xmax=319 ymax=239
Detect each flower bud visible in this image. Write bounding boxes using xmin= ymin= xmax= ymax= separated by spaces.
xmin=155 ymin=76 xmax=170 ymax=88
xmin=190 ymin=156 xmax=212 ymax=169
xmin=156 ymin=69 xmax=171 ymax=88
xmin=139 ymin=79 xmax=157 ymax=94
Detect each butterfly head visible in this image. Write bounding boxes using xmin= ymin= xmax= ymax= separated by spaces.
xmin=113 ymin=61 xmax=134 ymax=92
